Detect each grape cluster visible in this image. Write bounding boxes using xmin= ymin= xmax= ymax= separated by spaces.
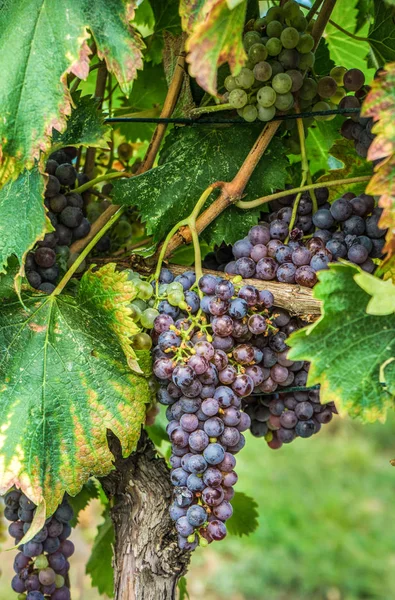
xmin=149 ymin=266 xmax=317 ymax=548
xmin=223 ymin=1 xmax=318 ymax=123
xmin=335 ymin=66 xmax=380 ymax=159
xmin=5 ymin=490 xmax=73 ymax=599
xmin=224 ymin=189 xmax=386 ymax=286
xmin=25 ymin=147 xmax=91 ymax=294
xmin=243 ymin=388 xmax=337 ymax=449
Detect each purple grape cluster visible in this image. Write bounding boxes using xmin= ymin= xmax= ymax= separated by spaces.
xmin=338 ymin=77 xmax=376 ymax=159
xmin=224 ymin=189 xmax=386 ymax=286
xmin=5 ymin=490 xmax=74 ymax=599
xmin=151 ymin=268 xmax=312 ymax=548
xmin=243 ymin=388 xmax=337 ymax=449
xmin=25 ymin=147 xmax=91 ymax=294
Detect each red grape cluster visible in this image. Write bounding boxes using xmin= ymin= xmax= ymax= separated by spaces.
xmin=5 ymin=490 xmax=74 ymax=599
xmin=224 ymin=188 xmax=386 ymax=287
xmin=25 ymin=147 xmax=91 ymax=294
xmin=243 ymin=389 xmax=337 ymax=449
xmin=151 ymin=268 xmax=314 ymax=549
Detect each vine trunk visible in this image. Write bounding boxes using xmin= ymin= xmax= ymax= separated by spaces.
xmin=101 ymin=432 xmax=191 ymax=600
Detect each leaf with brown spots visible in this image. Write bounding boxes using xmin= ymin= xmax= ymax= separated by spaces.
xmin=287 ymin=263 xmax=395 ymax=423
xmin=363 ymin=63 xmax=395 ymax=263
xmin=183 ymin=0 xmax=247 ymax=95
xmin=0 ymin=265 xmax=150 ymax=515
xmin=0 ymin=0 xmax=144 ymax=174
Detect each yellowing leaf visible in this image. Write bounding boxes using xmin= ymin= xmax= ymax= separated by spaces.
xmin=354 ymin=271 xmax=395 ymax=315
xmin=183 ymin=0 xmax=247 ymax=95
xmin=363 ymin=63 xmax=395 ymax=263
xmin=0 ymin=266 xmax=150 ymax=515
xmin=0 ymin=0 xmax=144 ymax=172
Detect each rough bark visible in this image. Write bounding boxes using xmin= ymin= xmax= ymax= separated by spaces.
xmin=101 ymin=431 xmax=191 ymax=600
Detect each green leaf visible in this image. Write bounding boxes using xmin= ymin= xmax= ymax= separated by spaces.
xmin=184 ymin=0 xmax=247 ymax=95
xmin=354 ymin=271 xmax=395 ymax=315
xmin=146 ymin=422 xmax=169 ymax=447
xmin=145 ymin=0 xmax=182 ymax=64
xmin=355 ymin=0 xmax=374 ymax=32
xmin=116 ymin=63 xmax=168 ymax=142
xmin=316 ymin=138 xmax=373 ymax=199
xmin=0 ymin=167 xmax=46 ymax=278
xmin=305 ymin=118 xmax=343 ymax=175
xmin=134 ymin=0 xmax=155 ymax=29
xmin=287 ymin=263 xmax=395 ymax=423
xmin=112 ymin=126 xmax=288 ymax=246
xmin=0 ymin=265 xmax=150 ymax=515
xmin=325 ymin=0 xmax=375 ymax=79
xmin=51 ymin=93 xmax=111 ymax=151
xmin=227 ymin=491 xmax=259 ymax=537
xmin=0 ymin=0 xmax=143 ymax=170
xmin=178 ymin=577 xmax=190 ymax=600
xmin=86 ymin=506 xmax=115 ymax=597
xmin=68 ymin=480 xmax=101 ymax=527
xmin=314 ymin=39 xmax=335 ymax=78
xmin=170 ymin=241 xmax=212 ymax=266
xmin=368 ymin=0 xmax=395 ymax=65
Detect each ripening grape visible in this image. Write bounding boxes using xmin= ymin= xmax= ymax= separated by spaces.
xmin=243 ymin=30 xmax=262 ymax=51
xmin=343 ymin=68 xmax=365 ymax=91
xmin=280 ymin=27 xmax=299 ymax=49
xmin=242 ymin=105 xmax=258 ymax=122
xmin=229 ymin=88 xmax=248 ymax=109
xmin=272 ymin=72 xmax=292 ymax=93
xmin=266 ymin=6 xmax=284 ymax=23
xmin=299 ymin=77 xmax=318 ymax=100
xmin=286 ymin=69 xmax=303 ymax=91
xmin=283 ymin=0 xmax=300 ymax=20
xmin=330 ymin=65 xmax=347 ymax=85
xmin=267 ymin=20 xmax=283 ymax=38
xmin=257 ymin=104 xmax=276 ymax=122
xmin=298 ymin=52 xmax=314 ymax=71
xmin=266 ymin=37 xmax=283 ymax=56
xmin=296 ymin=33 xmax=314 ymax=53
xmin=330 ymin=87 xmax=347 ymax=105
xmin=257 ymin=86 xmax=277 ymax=108
xmin=317 ymin=76 xmax=337 ymax=98
xmin=235 ymin=67 xmax=255 ymax=89
xmin=274 ymin=92 xmax=294 ymax=111
xmin=248 ymin=43 xmax=268 ymax=63
xmin=224 ymin=75 xmax=237 ymax=91
xmin=313 ymin=101 xmax=333 ymax=121
xmin=253 ymin=61 xmax=272 ymax=82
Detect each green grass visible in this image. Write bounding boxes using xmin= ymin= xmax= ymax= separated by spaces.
xmin=188 ymin=416 xmax=395 ymax=600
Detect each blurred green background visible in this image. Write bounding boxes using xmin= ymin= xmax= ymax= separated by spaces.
xmin=1 ymin=414 xmax=395 ymax=600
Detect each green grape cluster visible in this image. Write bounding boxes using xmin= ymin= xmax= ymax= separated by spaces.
xmin=126 ymin=270 xmax=189 ymax=350
xmin=223 ymin=1 xmax=318 ymax=123
xmin=222 ymin=0 xmax=367 ymax=134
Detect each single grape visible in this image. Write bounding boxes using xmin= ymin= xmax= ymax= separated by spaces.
xmin=257 ymin=86 xmax=277 ymax=107
xmin=298 ymin=51 xmax=315 ymax=70
xmin=299 ymin=78 xmax=318 ymax=100
xmin=272 ymin=72 xmax=292 ymax=94
xmin=330 ymin=66 xmax=347 ymax=85
xmin=253 ymin=61 xmax=272 ymax=82
xmin=317 ymin=76 xmax=338 ymax=98
xmin=257 ymin=104 xmax=276 ymax=121
xmin=224 ymin=75 xmax=237 ymax=91
xmin=266 ymin=37 xmax=283 ymax=56
xmin=242 ymin=104 xmax=258 ymax=122
xmin=229 ymin=88 xmax=248 ymax=109
xmin=249 ymin=43 xmax=268 ymax=64
xmin=235 ymin=67 xmax=255 ymax=89
xmin=296 ymin=33 xmax=314 ymax=53
xmin=267 ymin=20 xmax=283 ymax=38
xmin=343 ymin=68 xmax=365 ymax=91
xmin=286 ymin=69 xmax=303 ymax=92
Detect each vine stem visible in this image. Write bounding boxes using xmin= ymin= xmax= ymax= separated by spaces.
xmin=235 ymin=175 xmax=371 ymax=209
xmin=52 ymin=208 xmax=124 ymax=296
xmin=153 ymin=186 xmax=216 ymax=291
xmin=68 ymin=171 xmax=131 ymax=196
xmin=69 ymin=39 xmax=187 ymax=256
xmin=306 ymin=0 xmax=324 ymax=22
xmin=190 ymin=103 xmax=233 ymax=117
xmin=162 ymin=120 xmax=281 ymax=258
xmin=328 ymin=19 xmax=369 ymax=42
xmin=311 ymin=0 xmax=338 ymax=50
